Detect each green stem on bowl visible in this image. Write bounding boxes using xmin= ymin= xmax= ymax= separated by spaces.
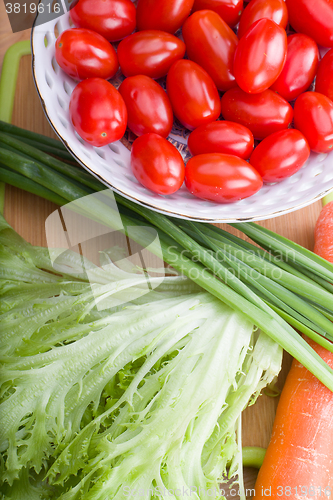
xmin=323 ymin=192 xmax=333 ymax=206
xmin=0 ymin=40 xmax=31 ymax=216
xmin=0 ymin=120 xmax=69 ymax=152
xmin=0 ymin=41 xmax=31 ymax=123
xmin=242 ymin=447 xmax=266 ymax=469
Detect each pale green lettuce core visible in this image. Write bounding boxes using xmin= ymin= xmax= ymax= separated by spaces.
xmin=0 ymin=214 xmax=282 ymax=499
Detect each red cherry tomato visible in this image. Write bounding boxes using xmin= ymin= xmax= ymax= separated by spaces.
xmin=119 ymin=75 xmax=173 ymax=138
xmin=250 ymin=130 xmax=310 ymax=183
xmin=69 ymin=78 xmax=127 ymax=147
xmin=285 ymin=0 xmax=333 ymax=48
xmin=191 ymin=0 xmax=243 ymax=28
xmin=182 ymin=10 xmax=238 ymax=91
xmin=270 ymin=34 xmax=319 ymax=102
xmin=185 ymin=154 xmax=263 ymax=203
xmin=136 ymin=0 xmax=194 ymax=33
xmin=294 ymin=92 xmax=333 ymax=154
xmin=221 ymin=87 xmax=293 ymax=140
xmin=166 ymin=60 xmax=221 ymax=131
xmin=237 ymin=0 xmax=288 ymax=39
xmin=315 ymin=49 xmax=333 ymax=102
xmin=187 ymin=121 xmax=254 ymax=159
xmin=117 ymin=31 xmax=186 ymax=79
xmin=69 ymin=0 xmax=136 ymax=42
xmin=130 ymin=133 xmax=185 ymax=195
xmin=233 ymin=18 xmax=287 ymax=94
xmin=55 ymin=29 xmax=118 ymax=81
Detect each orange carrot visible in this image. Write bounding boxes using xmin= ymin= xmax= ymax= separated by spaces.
xmin=254 ymin=338 xmax=333 ymax=499
xmin=314 ymin=201 xmax=333 ymax=263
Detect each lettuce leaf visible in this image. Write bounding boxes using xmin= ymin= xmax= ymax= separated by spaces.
xmin=0 ymin=214 xmax=282 ymax=499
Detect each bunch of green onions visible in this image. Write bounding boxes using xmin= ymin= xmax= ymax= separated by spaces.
xmin=1 ymin=120 xmax=333 ymax=390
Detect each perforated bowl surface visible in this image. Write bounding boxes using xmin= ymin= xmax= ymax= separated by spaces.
xmin=31 ymin=12 xmax=333 ymax=222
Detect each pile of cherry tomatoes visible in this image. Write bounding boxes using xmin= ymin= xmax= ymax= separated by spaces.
xmin=55 ymin=0 xmax=333 ymax=204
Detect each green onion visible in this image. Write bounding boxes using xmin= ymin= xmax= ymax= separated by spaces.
xmin=230 ymin=222 xmax=333 ymax=283
xmin=3 ymin=133 xmax=78 ymax=161
xmin=0 ymin=164 xmax=67 ymax=206
xmin=0 ymin=146 xmax=92 ymax=201
xmin=187 ymin=222 xmax=333 ymax=300
xmin=0 ymin=119 xmax=68 ymax=151
xmin=0 ymin=132 xmax=103 ymax=192
xmin=181 ymin=221 xmax=333 ymax=340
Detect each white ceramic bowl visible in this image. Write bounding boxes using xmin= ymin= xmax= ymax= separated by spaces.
xmin=31 ymin=11 xmax=333 ymax=222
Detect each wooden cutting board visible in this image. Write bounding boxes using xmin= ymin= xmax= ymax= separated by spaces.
xmin=0 ymin=7 xmax=325 ymax=490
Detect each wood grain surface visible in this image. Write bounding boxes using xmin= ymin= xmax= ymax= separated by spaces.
xmin=0 ymin=11 xmax=324 ymax=493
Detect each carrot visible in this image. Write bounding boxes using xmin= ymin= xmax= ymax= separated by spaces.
xmin=314 ymin=201 xmax=333 ymax=263
xmin=255 ymin=200 xmax=333 ymax=497
xmin=254 ymin=338 xmax=333 ymax=499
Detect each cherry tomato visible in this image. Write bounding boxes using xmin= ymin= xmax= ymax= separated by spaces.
xmin=187 ymin=121 xmax=254 ymax=159
xmin=136 ymin=0 xmax=194 ymax=33
xmin=119 ymin=75 xmax=173 ymax=138
xmin=237 ymin=0 xmax=288 ymax=39
xmin=130 ymin=133 xmax=185 ymax=195
xmin=69 ymin=78 xmax=127 ymax=147
xmin=166 ymin=60 xmax=221 ymax=131
xmin=294 ymin=92 xmax=333 ymax=154
xmin=250 ymin=130 xmax=310 ymax=183
xmin=185 ymin=153 xmax=263 ymax=203
xmin=233 ymin=18 xmax=287 ymax=94
xmin=191 ymin=0 xmax=243 ymax=28
xmin=55 ymin=29 xmax=118 ymax=81
xmin=182 ymin=10 xmax=238 ymax=91
xmin=117 ymin=31 xmax=186 ymax=79
xmin=270 ymin=34 xmax=319 ymax=102
xmin=70 ymin=0 xmax=136 ymax=42
xmin=221 ymin=87 xmax=293 ymax=140
xmin=315 ymin=49 xmax=333 ymax=102
xmin=285 ymin=0 xmax=333 ymax=48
